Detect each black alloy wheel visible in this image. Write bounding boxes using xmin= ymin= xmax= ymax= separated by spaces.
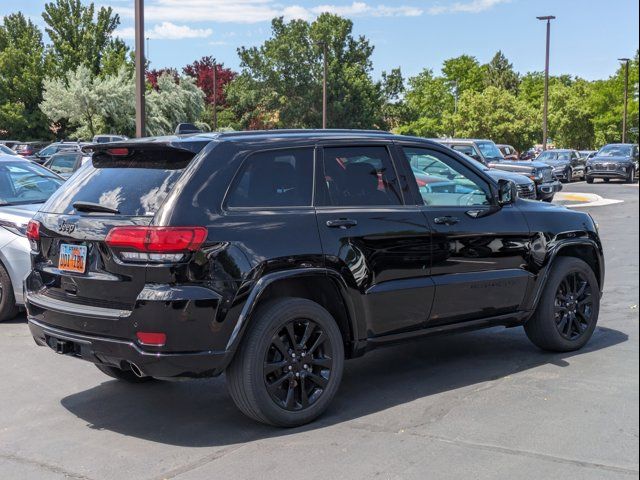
xmin=263 ymin=319 xmax=333 ymax=411
xmin=553 ymin=271 xmax=594 ymax=341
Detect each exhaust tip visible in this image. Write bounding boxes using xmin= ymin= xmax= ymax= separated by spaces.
xmin=129 ymin=362 xmax=145 ymax=378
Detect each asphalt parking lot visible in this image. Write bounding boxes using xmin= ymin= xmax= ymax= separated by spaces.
xmin=1 ymin=181 xmax=638 ymax=480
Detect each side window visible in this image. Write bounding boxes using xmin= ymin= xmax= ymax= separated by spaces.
xmin=403 ymin=147 xmax=491 ymax=207
xmin=226 ymin=148 xmax=313 ymax=208
xmin=319 ymin=146 xmax=402 ymax=206
xmin=451 ymin=144 xmax=481 ymax=161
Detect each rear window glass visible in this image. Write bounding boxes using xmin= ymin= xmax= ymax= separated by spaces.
xmin=49 ymin=155 xmax=77 ymax=174
xmin=42 ymin=149 xmax=193 ymax=216
xmin=226 ymin=148 xmax=314 ymax=208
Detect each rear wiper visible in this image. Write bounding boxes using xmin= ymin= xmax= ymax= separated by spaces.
xmin=73 ymin=201 xmax=120 ymax=214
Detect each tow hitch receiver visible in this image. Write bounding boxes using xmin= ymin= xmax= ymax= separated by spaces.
xmin=46 ymin=337 xmax=80 ymax=356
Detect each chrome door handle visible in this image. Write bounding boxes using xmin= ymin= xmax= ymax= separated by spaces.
xmin=326 ymin=219 xmax=358 ymax=229
xmin=433 ymin=216 xmax=459 ymax=226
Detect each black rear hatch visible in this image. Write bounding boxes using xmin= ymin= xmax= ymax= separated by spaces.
xmin=29 ymin=143 xmax=205 ymax=328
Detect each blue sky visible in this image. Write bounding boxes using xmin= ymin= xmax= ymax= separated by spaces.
xmin=5 ymin=0 xmax=639 ymax=80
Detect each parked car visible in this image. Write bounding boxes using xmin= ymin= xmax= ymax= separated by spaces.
xmin=28 ymin=141 xmax=87 ymax=164
xmin=0 ymin=144 xmax=18 ymax=156
xmin=24 ymin=131 xmax=604 ymax=427
xmin=0 ymin=140 xmax=21 ymax=149
xmin=410 ymin=150 xmax=537 ymax=200
xmin=0 ymin=156 xmax=64 ymax=321
xmin=497 ymin=144 xmax=519 ymax=160
xmin=585 ymin=143 xmax=639 ymax=183
xmin=436 ymin=139 xmax=561 ymax=201
xmin=12 ymin=143 xmax=39 ymax=157
xmin=43 ymin=151 xmax=91 ymax=179
xmin=92 ymin=134 xmax=128 ymax=144
xmin=535 ymin=149 xmax=586 ymax=183
xmin=520 ymin=148 xmax=540 ymax=161
xmin=579 ymin=150 xmax=597 ymax=160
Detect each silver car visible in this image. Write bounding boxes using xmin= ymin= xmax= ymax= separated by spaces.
xmin=0 ymin=155 xmax=64 ymax=321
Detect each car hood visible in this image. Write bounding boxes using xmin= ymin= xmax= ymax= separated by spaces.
xmin=487 ymin=160 xmax=549 ymax=174
xmin=485 ymin=168 xmax=533 ymax=185
xmin=589 ymin=155 xmax=632 ymax=163
xmin=0 ymin=203 xmax=42 ymax=224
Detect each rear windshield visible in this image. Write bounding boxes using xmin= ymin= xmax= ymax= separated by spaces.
xmin=41 ymin=149 xmax=193 ymax=216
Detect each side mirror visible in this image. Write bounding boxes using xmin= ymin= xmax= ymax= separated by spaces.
xmin=497 ymin=179 xmax=517 ymax=206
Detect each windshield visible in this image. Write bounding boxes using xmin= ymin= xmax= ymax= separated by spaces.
xmin=37 ymin=144 xmax=58 ymax=157
xmin=598 ymin=145 xmax=632 ymax=157
xmin=538 ymin=151 xmax=571 ymax=162
xmin=0 ymin=161 xmax=63 ymax=206
xmin=477 ymin=141 xmax=504 ymax=160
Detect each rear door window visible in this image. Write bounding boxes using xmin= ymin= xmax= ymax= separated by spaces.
xmin=226 ymin=148 xmax=314 ymax=208
xmin=42 ymin=149 xmax=194 ymax=216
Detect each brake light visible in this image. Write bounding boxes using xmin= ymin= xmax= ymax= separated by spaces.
xmin=107 ymin=148 xmax=129 ymax=156
xmin=26 ymin=220 xmax=40 ymax=241
xmin=136 ymin=332 xmax=166 ymax=346
xmin=105 ymin=226 xmax=207 ymax=253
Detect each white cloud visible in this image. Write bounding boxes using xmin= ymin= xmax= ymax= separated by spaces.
xmin=427 ymin=0 xmax=510 ymax=15
xmin=114 ymin=0 xmax=508 ymax=26
xmin=118 ymin=21 xmax=212 ymax=40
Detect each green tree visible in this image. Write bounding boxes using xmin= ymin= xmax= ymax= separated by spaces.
xmin=146 ymin=74 xmax=206 ymax=136
xmin=442 ymin=54 xmax=484 ymax=95
xmin=380 ymin=67 xmax=407 ymax=130
xmin=453 ymin=86 xmax=537 ymax=151
xmin=226 ymin=14 xmax=383 ymax=129
xmin=42 ymin=0 xmax=121 ymax=78
xmin=0 ymin=13 xmax=49 ymax=139
xmin=548 ymin=80 xmax=594 ymax=148
xmin=483 ymin=51 xmax=519 ymax=93
xmin=395 ymin=68 xmax=453 ymax=137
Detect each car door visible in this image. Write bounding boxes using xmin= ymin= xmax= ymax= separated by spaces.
xmin=315 ymin=142 xmax=435 ymax=338
xmin=571 ymin=150 xmax=586 ymax=176
xmin=399 ymin=143 xmax=533 ymax=326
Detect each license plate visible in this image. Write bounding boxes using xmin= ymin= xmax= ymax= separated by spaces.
xmin=58 ymin=244 xmax=87 ymax=273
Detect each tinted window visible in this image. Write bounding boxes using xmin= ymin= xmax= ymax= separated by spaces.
xmin=49 ymin=154 xmax=77 ymax=174
xmin=320 ymin=146 xmax=402 ymax=206
xmin=477 ymin=141 xmax=503 ymax=160
xmin=0 ymin=161 xmax=62 ymax=206
xmin=227 ymin=148 xmax=313 ymax=208
xmin=451 ymin=145 xmax=478 ymax=158
xmin=403 ymin=147 xmax=490 ymax=207
xmin=42 ymin=150 xmax=193 ymax=216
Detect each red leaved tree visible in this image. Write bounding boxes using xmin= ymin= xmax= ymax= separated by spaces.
xmin=182 ymin=56 xmax=236 ymax=107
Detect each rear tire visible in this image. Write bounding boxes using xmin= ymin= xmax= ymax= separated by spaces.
xmin=95 ymin=363 xmax=155 ymax=383
xmin=603 ymin=178 xmax=610 ymax=183
xmin=525 ymin=257 xmax=599 ymax=352
xmin=0 ymin=263 xmax=19 ymax=322
xmin=226 ymin=297 xmax=344 ymax=427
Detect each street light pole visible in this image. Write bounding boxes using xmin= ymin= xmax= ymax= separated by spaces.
xmin=537 ymin=15 xmax=555 ymax=151
xmin=134 ymin=0 xmax=145 ymax=138
xmin=618 ymin=57 xmax=630 ymax=143
xmin=322 ymin=42 xmax=327 ymax=129
xmin=212 ymin=60 xmax=218 ymax=131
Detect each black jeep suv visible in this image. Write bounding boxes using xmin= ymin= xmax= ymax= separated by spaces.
xmin=26 ymin=131 xmax=604 ymax=427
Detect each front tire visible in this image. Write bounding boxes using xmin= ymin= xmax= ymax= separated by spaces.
xmin=586 ymin=176 xmax=594 ymax=184
xmin=226 ymin=298 xmax=344 ymax=427
xmin=525 ymin=257 xmax=599 ymax=352
xmin=563 ymin=168 xmax=572 ymax=183
xmin=626 ymin=167 xmax=635 ymax=184
xmin=0 ymin=263 xmax=19 ymax=322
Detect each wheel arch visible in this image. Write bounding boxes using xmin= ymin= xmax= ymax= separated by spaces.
xmin=528 ymin=239 xmax=604 ymax=313
xmin=225 ymin=268 xmax=361 ymax=360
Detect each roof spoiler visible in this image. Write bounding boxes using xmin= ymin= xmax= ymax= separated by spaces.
xmin=82 ymin=138 xmax=211 ymax=156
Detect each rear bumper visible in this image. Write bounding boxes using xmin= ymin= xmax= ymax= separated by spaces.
xmin=536 ymin=180 xmax=562 ymax=200
xmin=28 ymin=317 xmax=229 ymax=378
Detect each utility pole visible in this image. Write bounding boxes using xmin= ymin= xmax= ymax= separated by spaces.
xmin=322 ymin=42 xmax=327 ymax=129
xmin=134 ymin=0 xmax=145 ymax=138
xmin=212 ymin=60 xmax=218 ymax=131
xmin=537 ymin=15 xmax=555 ymax=150
xmin=618 ymin=57 xmax=630 ymax=143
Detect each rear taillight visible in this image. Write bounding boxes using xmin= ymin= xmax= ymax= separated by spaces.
xmin=26 ymin=220 xmax=40 ymax=241
xmin=26 ymin=220 xmax=40 ymax=251
xmin=105 ymin=226 xmax=207 ymax=262
xmin=136 ymin=332 xmax=166 ymax=346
